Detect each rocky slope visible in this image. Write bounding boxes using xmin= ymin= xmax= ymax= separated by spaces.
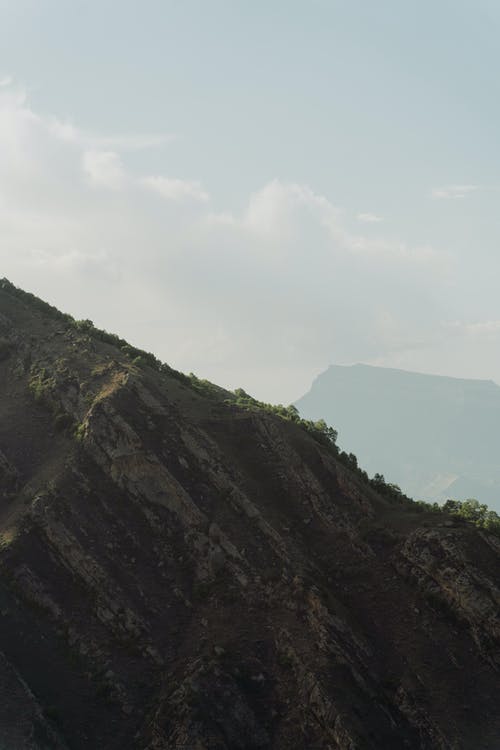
xmin=0 ymin=280 xmax=499 ymax=750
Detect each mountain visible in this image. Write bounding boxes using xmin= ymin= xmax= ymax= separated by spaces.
xmin=296 ymin=363 xmax=500 ymax=512
xmin=0 ymin=279 xmax=499 ymax=749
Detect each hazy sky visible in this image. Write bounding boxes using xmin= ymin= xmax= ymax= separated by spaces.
xmin=1 ymin=0 xmax=500 ymax=402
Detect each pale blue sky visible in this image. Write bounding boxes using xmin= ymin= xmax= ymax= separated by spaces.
xmin=1 ymin=0 xmax=500 ymax=400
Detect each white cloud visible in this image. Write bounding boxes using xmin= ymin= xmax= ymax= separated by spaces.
xmin=205 ymin=211 xmax=236 ymax=227
xmin=356 ymin=212 xmax=383 ymax=223
xmin=0 ymin=79 xmax=463 ymax=401
xmin=431 ymin=184 xmax=479 ymax=200
xmin=140 ymin=175 xmax=209 ymax=203
xmin=243 ymin=180 xmax=334 ymax=242
xmin=97 ymin=133 xmax=173 ymax=150
xmin=82 ymin=150 xmax=126 ymax=190
xmin=49 ymin=118 xmax=173 ymax=151
xmin=0 ymin=75 xmax=13 ymax=87
xmin=463 ymin=320 xmax=500 ymax=336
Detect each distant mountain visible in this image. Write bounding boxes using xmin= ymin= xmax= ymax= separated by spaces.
xmin=0 ymin=281 xmax=499 ymax=748
xmin=296 ymin=364 xmax=500 ymax=512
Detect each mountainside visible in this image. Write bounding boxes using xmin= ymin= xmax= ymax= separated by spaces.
xmin=0 ymin=280 xmax=499 ymax=749
xmin=296 ymin=364 xmax=500 ymax=511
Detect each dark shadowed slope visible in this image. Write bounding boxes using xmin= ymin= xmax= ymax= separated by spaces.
xmin=0 ymin=281 xmax=499 ymax=749
xmin=296 ymin=363 xmax=500 ymax=511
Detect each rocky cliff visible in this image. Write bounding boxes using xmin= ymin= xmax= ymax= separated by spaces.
xmin=0 ymin=280 xmax=499 ymax=749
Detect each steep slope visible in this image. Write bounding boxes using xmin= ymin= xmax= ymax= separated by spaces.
xmin=0 ymin=281 xmax=499 ymax=750
xmin=296 ymin=363 xmax=500 ymax=511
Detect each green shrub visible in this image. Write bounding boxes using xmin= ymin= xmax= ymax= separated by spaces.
xmin=229 ymin=388 xmax=339 ymax=449
xmin=442 ymin=498 xmax=500 ymax=537
xmin=28 ymin=369 xmax=55 ymax=404
xmin=74 ymin=423 xmax=86 ymax=442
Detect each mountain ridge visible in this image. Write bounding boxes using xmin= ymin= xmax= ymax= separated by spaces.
xmin=0 ymin=281 xmax=499 ymax=749
xmin=296 ymin=363 xmax=500 ymax=511
xmin=311 ymin=362 xmax=499 ymax=388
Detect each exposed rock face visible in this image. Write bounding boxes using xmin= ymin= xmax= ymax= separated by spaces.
xmin=0 ymin=282 xmax=499 ymax=749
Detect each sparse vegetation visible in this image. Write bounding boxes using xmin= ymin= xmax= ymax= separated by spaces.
xmin=229 ymin=388 xmax=338 ymax=448
xmin=189 ymin=373 xmax=230 ymax=399
xmin=0 ymin=278 xmax=190 ymax=386
xmin=442 ymin=498 xmax=500 ymax=537
xmin=0 ymin=278 xmax=74 ymax=324
xmin=72 ymin=317 xmax=192 ymax=385
xmin=28 ymin=367 xmax=56 ymax=404
xmin=74 ymin=422 xmax=87 ymax=442
xmin=4 ymin=276 xmax=500 ymax=538
xmin=28 ymin=366 xmax=76 ymax=433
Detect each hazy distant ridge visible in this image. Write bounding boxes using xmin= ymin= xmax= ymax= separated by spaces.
xmin=296 ymin=364 xmax=500 ymax=512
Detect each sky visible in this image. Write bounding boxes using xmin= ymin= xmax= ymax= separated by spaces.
xmin=1 ymin=0 xmax=500 ymax=402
